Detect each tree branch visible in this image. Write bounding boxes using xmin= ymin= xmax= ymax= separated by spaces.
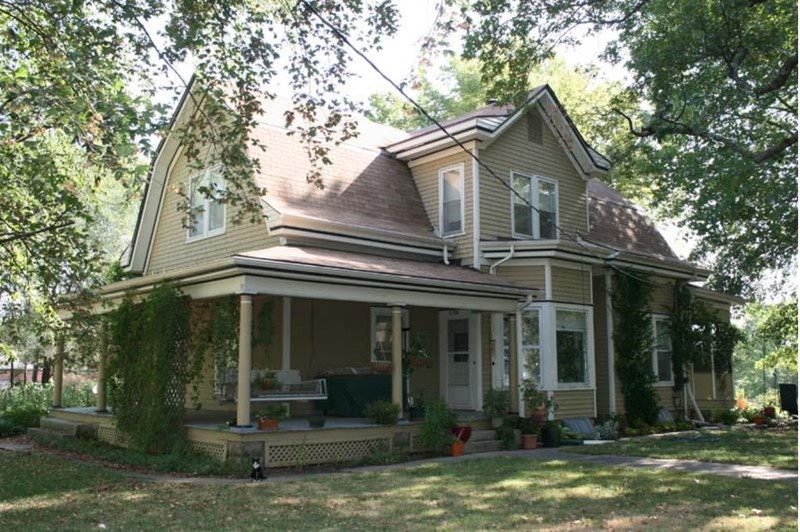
xmin=0 ymin=220 xmax=75 ymax=245
xmin=753 ymin=51 xmax=798 ymax=95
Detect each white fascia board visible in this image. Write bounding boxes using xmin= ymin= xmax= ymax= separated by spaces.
xmin=274 ymin=228 xmax=444 ymax=258
xmin=385 ymin=120 xmax=480 ymax=154
xmin=407 ymin=141 xmax=479 ymax=168
xmin=394 ymin=130 xmax=490 ymax=160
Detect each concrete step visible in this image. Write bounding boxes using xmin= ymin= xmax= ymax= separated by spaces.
xmin=39 ymin=417 xmax=96 ymax=439
xmin=464 ymin=439 xmax=503 ymax=454
xmin=469 ymin=429 xmax=498 ymax=442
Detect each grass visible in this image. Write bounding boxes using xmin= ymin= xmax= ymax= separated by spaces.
xmin=28 ymin=431 xmax=248 ymax=476
xmin=0 ymin=451 xmax=796 ymax=530
xmin=565 ymin=427 xmax=798 ymax=470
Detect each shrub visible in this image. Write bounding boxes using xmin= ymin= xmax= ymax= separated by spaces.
xmin=0 ymin=417 xmax=25 ymax=438
xmin=518 ymin=417 xmax=539 ymax=435
xmin=714 ymin=408 xmax=740 ymax=426
xmin=363 ymin=400 xmax=400 ymax=425
xmin=592 ymin=419 xmax=618 ymax=440
xmin=3 ymin=405 xmax=46 ymax=428
xmin=418 ymin=398 xmax=457 ymax=454
xmin=495 ymin=423 xmax=517 ymax=450
xmin=256 ymin=404 xmax=288 ymax=420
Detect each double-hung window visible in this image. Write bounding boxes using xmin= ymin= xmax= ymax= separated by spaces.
xmin=511 ymin=172 xmax=558 ymax=240
xmin=555 ymin=309 xmax=588 ymax=385
xmin=370 ymin=308 xmax=409 ymax=362
xmin=652 ymin=317 xmax=673 ymax=385
xmin=439 ymin=164 xmax=464 ymax=237
xmin=187 ymin=166 xmax=226 ymax=241
xmin=521 ymin=309 xmax=542 ymax=385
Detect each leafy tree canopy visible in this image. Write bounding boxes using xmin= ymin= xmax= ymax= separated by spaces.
xmin=440 ymin=0 xmax=797 ymax=296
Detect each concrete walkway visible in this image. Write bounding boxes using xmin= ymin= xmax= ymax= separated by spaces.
xmin=2 ymin=441 xmax=795 ymax=485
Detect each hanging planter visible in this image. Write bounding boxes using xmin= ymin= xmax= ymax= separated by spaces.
xmin=370 ymin=360 xmax=393 ymax=373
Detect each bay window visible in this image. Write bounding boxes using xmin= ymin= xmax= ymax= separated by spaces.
xmin=521 ymin=309 xmax=542 ymax=385
xmin=511 ymin=172 xmax=559 ymax=240
xmin=555 ymin=309 xmax=588 ymax=385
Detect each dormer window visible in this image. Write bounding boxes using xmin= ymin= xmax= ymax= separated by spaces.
xmin=511 ymin=172 xmax=559 ymax=240
xmin=439 ymin=164 xmax=465 ymax=237
xmin=187 ymin=166 xmax=226 ymax=241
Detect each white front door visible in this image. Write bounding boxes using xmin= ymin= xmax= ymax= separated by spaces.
xmin=440 ymin=311 xmax=475 ymax=410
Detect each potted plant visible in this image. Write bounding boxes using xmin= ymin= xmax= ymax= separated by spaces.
xmin=541 ymin=420 xmax=561 ymax=448
xmin=364 ymin=400 xmax=401 ymax=425
xmin=451 ymin=422 xmax=472 ymax=444
xmin=520 ymin=379 xmax=555 ymax=424
xmin=764 ymin=403 xmax=777 ymax=419
xmin=483 ymin=389 xmax=510 ymax=428
xmin=418 ymin=399 xmax=458 ymax=455
xmin=255 ymin=404 xmax=287 ymax=430
xmin=262 ymin=370 xmax=278 ymax=391
xmin=450 ymin=434 xmax=465 ymax=457
xmin=519 ymin=417 xmax=539 ymax=449
xmin=403 ymin=333 xmax=432 ymax=370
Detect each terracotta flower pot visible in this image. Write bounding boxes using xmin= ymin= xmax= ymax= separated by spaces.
xmin=521 ymin=434 xmax=538 ymax=449
xmin=451 ymin=441 xmax=465 ymax=457
xmin=257 ymin=417 xmax=280 ymax=430
xmin=753 ymin=415 xmax=764 ymax=426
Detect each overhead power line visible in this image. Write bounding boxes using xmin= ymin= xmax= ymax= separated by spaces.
xmin=297 ymin=0 xmax=655 ymax=286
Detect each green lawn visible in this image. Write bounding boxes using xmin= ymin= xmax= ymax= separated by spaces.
xmin=565 ymin=427 xmax=798 ymax=470
xmin=0 ymin=452 xmax=796 ymax=530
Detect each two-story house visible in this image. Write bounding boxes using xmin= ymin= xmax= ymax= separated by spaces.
xmin=47 ymin=81 xmax=740 ymax=465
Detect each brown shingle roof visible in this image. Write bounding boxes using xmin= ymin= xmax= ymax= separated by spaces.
xmin=586 ymin=179 xmax=683 ymax=263
xmin=237 ymin=246 xmax=533 ymax=291
xmin=249 ymin=106 xmax=434 ymax=240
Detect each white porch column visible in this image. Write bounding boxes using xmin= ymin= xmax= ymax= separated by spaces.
xmin=282 ymin=297 xmax=291 ymax=370
xmin=96 ymin=323 xmax=108 ymax=412
xmin=508 ymin=313 xmax=520 ymax=414
xmin=391 ymin=306 xmax=403 ymax=418
xmin=236 ymin=294 xmax=253 ymax=427
xmin=52 ymin=335 xmax=64 ymax=408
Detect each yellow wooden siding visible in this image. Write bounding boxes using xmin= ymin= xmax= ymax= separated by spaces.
xmin=592 ymin=274 xmax=610 ymax=416
xmin=409 ymin=152 xmax=474 ymax=264
xmin=552 ymin=389 xmax=595 ymax=419
xmin=479 ymin=111 xmax=588 ymax=242
xmin=551 ymin=266 xmax=592 ymax=304
xmin=495 ymin=265 xmax=546 ymax=291
xmin=650 ymin=281 xmax=675 ymax=314
xmin=147 ymin=146 xmax=270 ymax=275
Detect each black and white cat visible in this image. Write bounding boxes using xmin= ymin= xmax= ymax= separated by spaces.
xmin=251 ymin=458 xmax=265 ymax=482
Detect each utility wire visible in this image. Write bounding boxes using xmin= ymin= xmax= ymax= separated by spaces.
xmin=297 ymin=0 xmax=656 ymax=286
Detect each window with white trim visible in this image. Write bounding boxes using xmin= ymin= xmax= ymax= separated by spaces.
xmin=511 ymin=172 xmax=559 ymax=240
xmin=370 ymin=308 xmax=409 ymax=362
xmin=653 ymin=317 xmax=673 ymax=384
xmin=187 ymin=166 xmax=226 ymax=241
xmin=555 ymin=309 xmax=588 ymax=384
xmin=521 ymin=308 xmax=542 ymax=385
xmin=439 ymin=164 xmax=464 ymax=236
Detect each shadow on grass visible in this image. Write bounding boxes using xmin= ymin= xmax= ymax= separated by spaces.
xmin=0 ymin=453 xmax=796 ymax=530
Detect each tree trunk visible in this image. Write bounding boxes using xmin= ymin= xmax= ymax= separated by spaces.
xmin=8 ymin=361 xmax=13 ymax=388
xmin=32 ymin=364 xmax=38 ymax=383
xmin=41 ymin=362 xmax=51 ymax=385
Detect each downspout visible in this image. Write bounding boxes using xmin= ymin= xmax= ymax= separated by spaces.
xmin=489 ymin=244 xmax=515 ymax=275
xmin=442 ymin=243 xmax=450 ymax=265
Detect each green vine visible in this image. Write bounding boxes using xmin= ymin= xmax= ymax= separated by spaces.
xmin=671 ymin=283 xmax=741 ymax=388
xmin=107 ymin=283 xmax=201 ymax=453
xmin=613 ymin=270 xmax=659 ymax=427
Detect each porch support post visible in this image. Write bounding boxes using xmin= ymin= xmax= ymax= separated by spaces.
xmin=96 ymin=322 xmax=108 ymax=412
xmin=282 ymin=297 xmax=291 ymax=371
xmin=391 ymin=306 xmax=403 ymax=418
xmin=237 ymin=294 xmax=253 ymax=427
xmin=508 ymin=313 xmax=520 ymax=414
xmin=52 ymin=335 xmax=64 ymax=408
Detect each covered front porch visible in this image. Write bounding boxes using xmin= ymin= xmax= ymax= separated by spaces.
xmin=50 ymin=246 xmax=532 ymax=465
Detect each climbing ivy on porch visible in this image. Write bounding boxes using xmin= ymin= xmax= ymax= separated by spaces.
xmin=671 ymin=283 xmax=741 ymax=390
xmin=106 ymin=283 xmax=201 ymax=453
xmin=613 ymin=270 xmax=660 ymax=427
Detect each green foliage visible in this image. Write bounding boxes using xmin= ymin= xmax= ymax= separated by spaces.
xmin=363 ymin=400 xmax=400 ymax=426
xmin=0 ymin=382 xmax=95 ymax=412
xmin=418 ymin=398 xmax=457 ymax=455
xmin=495 ymin=421 xmax=518 ymax=450
xmin=0 ymin=417 xmax=25 ymax=438
xmin=1 ymin=405 xmax=45 ymax=429
xmin=456 ymin=0 xmax=797 ymax=296
xmin=520 ymin=379 xmax=553 ymax=414
xmin=613 ymin=270 xmax=659 ymax=426
xmin=713 ymin=408 xmax=742 ymax=426
xmin=362 ymin=441 xmax=409 ymax=466
xmin=482 ymin=389 xmax=509 ymax=418
xmin=107 ymin=284 xmax=199 ymax=454
xmin=518 ymin=417 xmax=539 ymax=436
xmin=255 ymin=404 xmax=288 ymax=421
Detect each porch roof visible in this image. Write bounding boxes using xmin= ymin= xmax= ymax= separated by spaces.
xmin=94 ymin=245 xmax=535 ymax=314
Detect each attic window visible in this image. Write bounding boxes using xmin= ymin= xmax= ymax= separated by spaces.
xmin=527 ymin=112 xmax=544 ymax=144
xmin=439 ymin=164 xmax=465 ymax=237
xmin=187 ymin=166 xmax=226 ymax=242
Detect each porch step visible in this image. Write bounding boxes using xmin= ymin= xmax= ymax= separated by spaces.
xmin=39 ymin=416 xmax=96 ymax=439
xmin=464 ymin=438 xmax=503 ymax=454
xmin=469 ymin=429 xmax=499 ymax=442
